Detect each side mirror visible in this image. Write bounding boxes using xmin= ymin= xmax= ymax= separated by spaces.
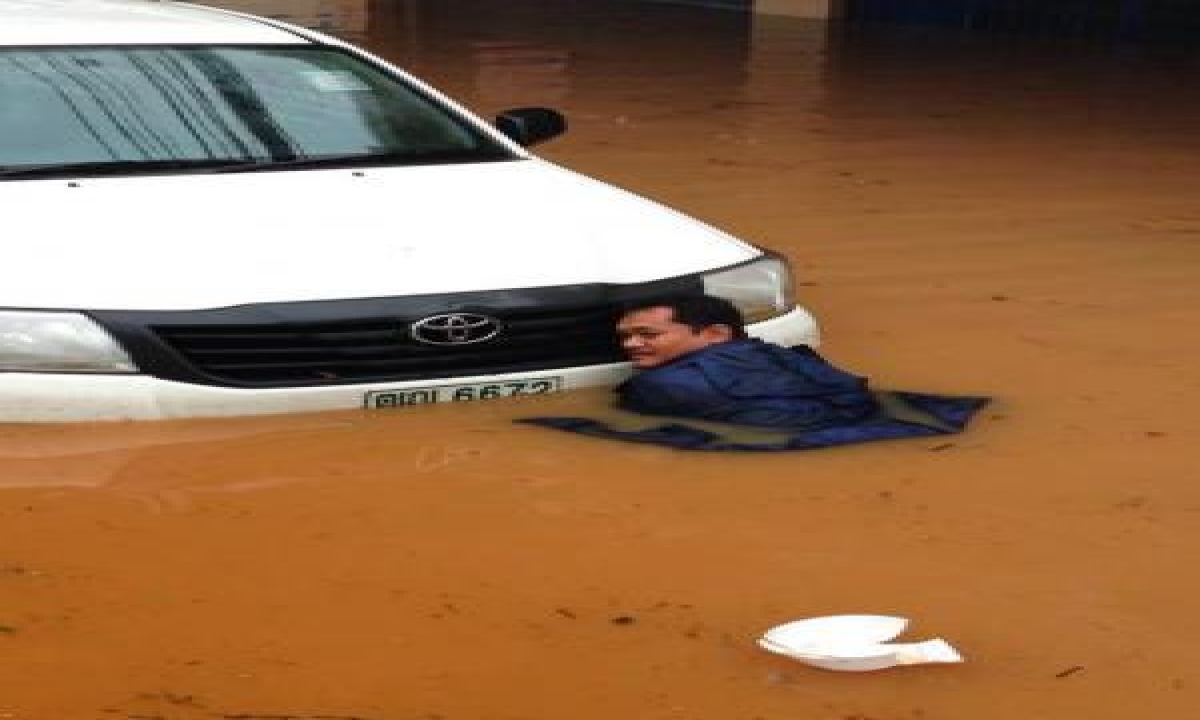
xmin=495 ymin=107 xmax=567 ymax=147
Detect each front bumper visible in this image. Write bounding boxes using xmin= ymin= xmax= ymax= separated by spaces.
xmin=0 ymin=306 xmax=818 ymax=422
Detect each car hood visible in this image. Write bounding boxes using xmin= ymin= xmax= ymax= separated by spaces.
xmin=3 ymin=159 xmax=756 ymax=311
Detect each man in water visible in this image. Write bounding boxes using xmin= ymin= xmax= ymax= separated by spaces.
xmin=518 ymin=295 xmax=984 ymax=450
xmin=614 ymin=295 xmax=879 ymax=428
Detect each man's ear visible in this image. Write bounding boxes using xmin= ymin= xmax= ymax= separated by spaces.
xmin=700 ymin=324 xmax=735 ymax=344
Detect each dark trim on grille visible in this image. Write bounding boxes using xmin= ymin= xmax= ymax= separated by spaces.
xmin=89 ymin=277 xmax=703 ymax=388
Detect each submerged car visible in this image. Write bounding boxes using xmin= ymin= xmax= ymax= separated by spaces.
xmin=0 ymin=0 xmax=819 ymax=422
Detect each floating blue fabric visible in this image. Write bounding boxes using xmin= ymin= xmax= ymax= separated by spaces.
xmin=517 ymin=391 xmax=988 ymax=452
xmin=517 ymin=341 xmax=990 ymax=452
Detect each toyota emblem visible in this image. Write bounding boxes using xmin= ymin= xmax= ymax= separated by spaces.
xmin=409 ymin=313 xmax=502 ymax=346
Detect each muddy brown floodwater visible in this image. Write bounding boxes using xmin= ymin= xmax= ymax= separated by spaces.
xmin=4 ymin=2 xmax=1200 ymax=718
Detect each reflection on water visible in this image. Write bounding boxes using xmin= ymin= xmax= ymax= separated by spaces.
xmin=471 ymin=41 xmax=571 ymax=106
xmin=821 ymin=24 xmax=1200 ymax=148
xmin=0 ymin=389 xmax=611 ymax=507
xmin=212 ymin=0 xmax=369 ymax=39
xmin=0 ymin=414 xmax=361 ymax=510
xmin=840 ymin=0 xmax=1200 ymax=44
xmin=206 ymin=0 xmax=1200 ymax=141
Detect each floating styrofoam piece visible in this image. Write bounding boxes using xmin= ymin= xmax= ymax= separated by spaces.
xmin=758 ymin=615 xmax=964 ymax=672
xmin=764 ymin=614 xmax=909 ymax=646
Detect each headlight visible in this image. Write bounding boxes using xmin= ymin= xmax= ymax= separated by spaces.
xmin=0 ymin=311 xmax=138 ymax=373
xmin=701 ymin=255 xmax=796 ymax=323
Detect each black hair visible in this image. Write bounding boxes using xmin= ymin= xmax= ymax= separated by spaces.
xmin=620 ymin=294 xmax=748 ymax=338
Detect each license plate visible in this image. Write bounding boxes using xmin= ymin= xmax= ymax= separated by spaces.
xmin=364 ymin=376 xmax=563 ymax=409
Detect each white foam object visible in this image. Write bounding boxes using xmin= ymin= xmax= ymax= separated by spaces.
xmin=758 ymin=615 xmax=964 ymax=672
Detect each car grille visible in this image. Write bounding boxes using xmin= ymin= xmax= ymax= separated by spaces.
xmin=150 ymin=305 xmax=622 ymax=386
xmin=91 ymin=278 xmax=702 ymax=388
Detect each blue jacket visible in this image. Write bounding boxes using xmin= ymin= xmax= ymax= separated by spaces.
xmin=616 ymin=339 xmax=878 ymax=428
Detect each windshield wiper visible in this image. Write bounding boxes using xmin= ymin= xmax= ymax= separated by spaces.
xmin=0 ymin=158 xmax=266 ymax=179
xmin=202 ymin=153 xmax=391 ymax=173
xmin=205 ymin=150 xmax=508 ymax=173
xmin=0 ymin=149 xmax=518 ymax=179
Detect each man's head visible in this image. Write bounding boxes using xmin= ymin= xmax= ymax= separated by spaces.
xmin=616 ymin=295 xmax=747 ymax=369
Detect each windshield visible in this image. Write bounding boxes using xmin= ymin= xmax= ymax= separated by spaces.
xmin=0 ymin=45 xmax=516 ymax=177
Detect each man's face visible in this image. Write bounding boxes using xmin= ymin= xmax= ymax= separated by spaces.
xmin=616 ymin=306 xmax=733 ymax=369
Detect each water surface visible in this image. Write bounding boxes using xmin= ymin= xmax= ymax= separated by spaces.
xmin=3 ymin=4 xmax=1199 ymax=718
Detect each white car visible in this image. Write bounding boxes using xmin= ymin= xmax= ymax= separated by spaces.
xmin=0 ymin=0 xmax=819 ymax=422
